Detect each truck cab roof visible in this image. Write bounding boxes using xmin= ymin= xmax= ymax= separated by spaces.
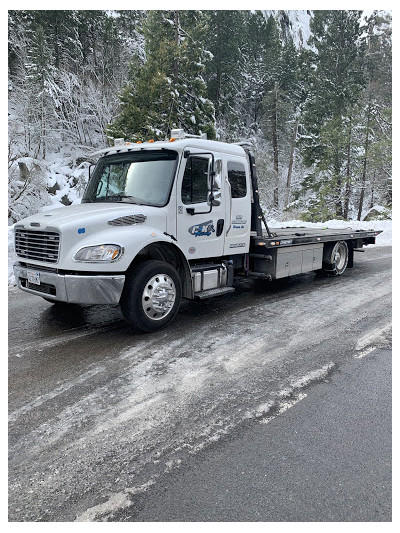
xmin=90 ymin=138 xmax=247 ymax=159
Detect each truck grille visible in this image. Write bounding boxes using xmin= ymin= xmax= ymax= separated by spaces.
xmin=15 ymin=228 xmax=60 ymax=263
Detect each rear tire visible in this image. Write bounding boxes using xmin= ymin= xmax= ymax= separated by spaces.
xmin=322 ymin=241 xmax=349 ymax=276
xmin=120 ymin=260 xmax=182 ymax=332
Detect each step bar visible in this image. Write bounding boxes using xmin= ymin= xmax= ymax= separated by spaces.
xmin=194 ymin=286 xmax=235 ymax=300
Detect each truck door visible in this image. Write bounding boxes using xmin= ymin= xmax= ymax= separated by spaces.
xmin=223 ymin=156 xmax=252 ymax=255
xmin=176 ymin=150 xmax=225 ymax=260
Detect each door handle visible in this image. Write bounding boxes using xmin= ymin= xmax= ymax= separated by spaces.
xmin=216 ymin=219 xmax=224 ymax=237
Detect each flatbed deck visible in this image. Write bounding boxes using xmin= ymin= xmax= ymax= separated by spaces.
xmin=251 ymin=227 xmax=382 ymax=250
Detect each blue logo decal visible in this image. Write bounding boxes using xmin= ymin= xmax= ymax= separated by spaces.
xmin=188 ymin=220 xmax=215 ymax=237
xmin=78 ymin=227 xmax=86 ymax=234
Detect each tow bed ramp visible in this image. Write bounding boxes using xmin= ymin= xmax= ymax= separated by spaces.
xmin=249 ymin=227 xmax=382 ymax=279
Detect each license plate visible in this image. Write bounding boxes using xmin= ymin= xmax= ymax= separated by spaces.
xmin=27 ymin=270 xmax=40 ymax=285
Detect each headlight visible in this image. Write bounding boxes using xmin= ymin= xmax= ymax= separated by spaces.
xmin=73 ymin=244 xmax=123 ymax=262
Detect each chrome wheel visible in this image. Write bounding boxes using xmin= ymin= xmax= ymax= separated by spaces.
xmin=323 ymin=240 xmax=349 ymax=276
xmin=142 ymin=273 xmax=176 ymax=321
xmin=334 ymin=242 xmax=347 ymax=271
xmin=121 ymin=260 xmax=182 ymax=331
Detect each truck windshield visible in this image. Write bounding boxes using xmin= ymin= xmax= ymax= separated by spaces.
xmin=82 ymin=150 xmax=178 ymax=207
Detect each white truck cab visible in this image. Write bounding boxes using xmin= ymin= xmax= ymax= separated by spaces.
xmin=13 ymin=130 xmax=381 ymax=331
xmin=13 ymin=131 xmax=253 ymax=330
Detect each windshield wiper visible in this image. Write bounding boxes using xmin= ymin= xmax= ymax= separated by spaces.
xmin=94 ymin=194 xmax=142 ymax=205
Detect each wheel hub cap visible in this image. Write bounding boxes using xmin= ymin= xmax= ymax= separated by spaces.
xmin=335 ymin=244 xmax=346 ymax=270
xmin=142 ymin=274 xmax=176 ymax=320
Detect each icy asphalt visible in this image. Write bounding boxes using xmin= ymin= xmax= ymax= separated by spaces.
xmin=8 ymin=246 xmax=392 ymax=522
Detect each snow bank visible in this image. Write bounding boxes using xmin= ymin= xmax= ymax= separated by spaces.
xmin=8 ymin=226 xmax=16 ymax=286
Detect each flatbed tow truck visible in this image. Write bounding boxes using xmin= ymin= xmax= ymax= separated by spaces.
xmin=13 ymin=129 xmax=381 ymax=331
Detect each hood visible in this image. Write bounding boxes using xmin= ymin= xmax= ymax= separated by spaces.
xmin=15 ymin=203 xmax=167 ymax=233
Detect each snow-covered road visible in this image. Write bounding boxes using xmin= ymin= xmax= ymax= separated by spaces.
xmin=8 ymin=245 xmax=392 ymax=521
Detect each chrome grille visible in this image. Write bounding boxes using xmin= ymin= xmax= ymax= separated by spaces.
xmin=15 ymin=228 xmax=60 ymax=263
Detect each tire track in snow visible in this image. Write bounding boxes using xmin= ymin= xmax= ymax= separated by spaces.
xmin=74 ymin=362 xmax=335 ymax=522
xmin=8 ymin=366 xmax=106 ymax=423
xmin=9 ymin=321 xmax=125 ymax=357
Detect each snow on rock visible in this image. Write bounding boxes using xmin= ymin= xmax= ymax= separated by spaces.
xmin=9 ymin=150 xmax=90 ymax=224
xmin=45 ymin=155 xmax=90 ymax=207
xmin=284 ymin=10 xmax=312 ymax=48
xmin=263 ymin=10 xmax=312 ymax=49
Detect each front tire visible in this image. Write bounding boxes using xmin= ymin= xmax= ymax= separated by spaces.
xmin=322 ymin=241 xmax=349 ymax=276
xmin=120 ymin=260 xmax=182 ymax=332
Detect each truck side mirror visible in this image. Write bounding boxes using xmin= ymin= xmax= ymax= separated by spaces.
xmin=89 ymin=163 xmax=95 ymax=179
xmin=211 ymin=192 xmax=221 ymax=206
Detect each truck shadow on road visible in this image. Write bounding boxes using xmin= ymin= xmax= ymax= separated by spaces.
xmin=31 ymin=270 xmax=350 ymax=350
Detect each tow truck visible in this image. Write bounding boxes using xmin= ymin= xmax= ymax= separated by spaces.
xmin=13 ymin=130 xmax=382 ymax=331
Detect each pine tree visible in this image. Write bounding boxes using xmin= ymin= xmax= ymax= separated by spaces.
xmin=355 ymin=11 xmax=392 ymax=219
xmin=29 ymin=11 xmax=83 ymax=73
xmin=25 ymin=22 xmax=57 ymax=158
xmin=299 ymin=10 xmax=366 ymax=220
xmin=240 ymin=11 xmax=272 ymax=131
xmin=111 ymin=10 xmax=215 ymax=141
xmin=204 ymin=10 xmax=246 ymax=138
xmin=8 ymin=11 xmax=33 ymax=83
xmin=240 ymin=13 xmax=300 ymax=210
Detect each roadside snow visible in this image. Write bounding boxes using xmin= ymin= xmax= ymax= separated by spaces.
xmin=8 ymin=226 xmax=16 ymax=286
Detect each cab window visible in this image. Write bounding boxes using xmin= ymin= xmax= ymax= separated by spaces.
xmin=182 ymin=157 xmax=210 ymax=204
xmin=227 ymin=161 xmax=247 ymax=198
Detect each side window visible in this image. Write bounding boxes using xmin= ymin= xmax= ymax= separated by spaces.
xmin=182 ymin=157 xmax=209 ymax=204
xmin=227 ymin=161 xmax=247 ymax=198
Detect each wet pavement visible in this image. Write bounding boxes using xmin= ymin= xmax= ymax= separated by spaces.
xmin=8 ymin=246 xmax=392 ymax=521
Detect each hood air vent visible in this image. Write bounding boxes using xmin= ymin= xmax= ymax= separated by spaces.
xmin=108 ymin=214 xmax=147 ymax=226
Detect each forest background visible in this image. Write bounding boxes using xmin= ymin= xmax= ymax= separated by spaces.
xmin=7 ymin=9 xmax=392 ymax=225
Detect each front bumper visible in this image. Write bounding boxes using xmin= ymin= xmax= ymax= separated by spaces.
xmin=13 ymin=263 xmax=125 ymax=305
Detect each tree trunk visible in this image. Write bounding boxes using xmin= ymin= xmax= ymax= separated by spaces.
xmin=357 ymin=100 xmax=371 ymax=221
xmin=284 ymin=118 xmax=298 ymax=208
xmin=173 ymin=11 xmax=179 ymax=84
xmin=271 ymin=82 xmax=279 ymax=209
xmin=343 ymin=119 xmax=352 ymax=220
xmin=334 ymin=147 xmax=343 ymax=218
xmin=369 ymin=171 xmax=376 ymax=209
xmin=41 ymin=102 xmax=46 ymax=159
xmin=214 ymin=17 xmax=221 ymax=116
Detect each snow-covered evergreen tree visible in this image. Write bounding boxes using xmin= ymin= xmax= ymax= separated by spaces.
xmin=298 ymin=10 xmax=367 ymax=221
xmin=7 ymin=9 xmax=391 ymax=224
xmin=204 ymin=10 xmax=246 ymax=139
xmin=354 ymin=11 xmax=392 ymax=219
xmin=111 ymin=10 xmax=215 ymax=141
